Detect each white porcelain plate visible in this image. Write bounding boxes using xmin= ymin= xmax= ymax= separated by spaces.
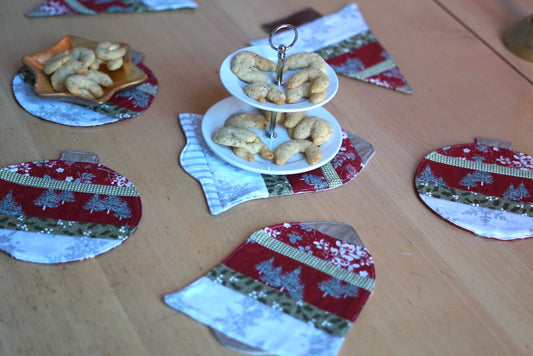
xmin=202 ymin=97 xmax=343 ymax=175
xmin=220 ymin=46 xmax=339 ymax=113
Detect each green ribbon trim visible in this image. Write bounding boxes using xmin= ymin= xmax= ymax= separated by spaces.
xmin=250 ymin=230 xmax=375 ymax=292
xmin=119 ymin=0 xmax=152 ymax=12
xmin=92 ymin=102 xmax=138 ymax=119
xmin=426 ymin=152 xmax=533 ymax=179
xmin=416 ymin=182 xmax=533 ymax=217
xmin=321 ymin=163 xmax=343 ymax=189
xmin=263 ymin=174 xmax=293 ymax=196
xmin=207 ymin=264 xmax=352 ymax=337
xmin=351 ymin=58 xmax=396 ymax=80
xmin=314 ymin=30 xmax=397 ymax=80
xmin=0 ymin=169 xmax=139 ymax=197
xmin=64 ymin=0 xmax=97 ymax=14
xmin=315 ymin=30 xmax=377 ymax=60
xmin=0 ymin=213 xmax=135 ymax=239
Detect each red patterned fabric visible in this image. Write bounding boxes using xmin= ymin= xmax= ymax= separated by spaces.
xmin=1 ymin=160 xmax=141 ymax=225
xmin=106 ymin=62 xmax=158 ymax=112
xmin=285 ymin=134 xmax=365 ymax=194
xmin=26 ymin=0 xmax=196 ymax=17
xmin=224 ymin=241 xmax=370 ymax=321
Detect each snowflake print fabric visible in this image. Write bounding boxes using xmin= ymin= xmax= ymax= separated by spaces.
xmin=415 ymin=142 xmax=533 ymax=240
xmin=26 ymin=0 xmax=198 ymax=17
xmin=251 ymin=3 xmax=412 ymax=94
xmin=0 ymin=159 xmax=142 ymax=263
xmin=12 ymin=55 xmax=158 ymax=127
xmin=165 ymin=222 xmax=375 ymax=356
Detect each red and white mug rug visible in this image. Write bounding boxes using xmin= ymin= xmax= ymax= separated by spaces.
xmin=0 ymin=152 xmax=142 ymax=263
xmin=165 ymin=222 xmax=375 ymax=356
xmin=415 ymin=139 xmax=533 ymax=240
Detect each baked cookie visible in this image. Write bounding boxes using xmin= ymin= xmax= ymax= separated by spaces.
xmin=287 ymin=68 xmax=330 ymax=93
xmin=273 ymin=139 xmax=322 ymax=165
xmin=243 ymin=82 xmax=286 ymax=105
xmin=284 ymin=52 xmax=327 ymax=73
xmin=282 ymin=111 xmax=309 ymax=128
xmin=232 ymin=142 xmax=274 ymax=162
xmin=212 ymin=126 xmax=260 ymax=147
xmin=292 ymin=116 xmax=333 ymax=146
xmin=225 ymin=113 xmax=267 ymax=129
xmin=231 ymin=51 xmax=276 ymax=83
xmin=286 ymin=82 xmax=327 ymax=104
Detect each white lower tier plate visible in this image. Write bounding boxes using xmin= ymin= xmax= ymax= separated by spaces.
xmin=202 ymin=97 xmax=342 ymax=175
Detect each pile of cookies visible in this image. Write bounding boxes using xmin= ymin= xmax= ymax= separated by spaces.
xmin=43 ymin=41 xmax=127 ymax=99
xmin=212 ymin=111 xmax=333 ymax=165
xmin=230 ymin=51 xmax=330 ymax=105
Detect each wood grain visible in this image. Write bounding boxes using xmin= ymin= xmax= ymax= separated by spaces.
xmin=0 ymin=0 xmax=532 ymax=355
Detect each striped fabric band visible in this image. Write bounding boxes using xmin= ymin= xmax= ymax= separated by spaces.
xmin=93 ymin=102 xmax=137 ymax=119
xmin=207 ymin=264 xmax=352 ymax=337
xmin=0 ymin=213 xmax=135 ymax=239
xmin=321 ymin=163 xmax=343 ymax=188
xmin=322 ymin=31 xmax=376 ymax=55
xmin=64 ymin=0 xmax=97 ymax=14
xmin=416 ymin=182 xmax=533 ymax=217
xmin=0 ymin=169 xmax=139 ymax=197
xmin=352 ymin=58 xmax=397 ymax=80
xmin=120 ymin=0 xmax=151 ymax=11
xmin=250 ymin=230 xmax=375 ymax=291
xmin=426 ymin=152 xmax=533 ymax=179
xmin=179 ymin=114 xmax=223 ymax=212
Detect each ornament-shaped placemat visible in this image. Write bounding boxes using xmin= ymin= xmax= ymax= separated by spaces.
xmin=26 ymin=0 xmax=197 ymax=17
xmin=12 ymin=51 xmax=158 ymax=127
xmin=179 ymin=113 xmax=374 ymax=215
xmin=0 ymin=152 xmax=142 ymax=263
xmin=251 ymin=3 xmax=412 ymax=94
xmin=415 ymin=139 xmax=533 ymax=240
xmin=165 ymin=222 xmax=375 ymax=356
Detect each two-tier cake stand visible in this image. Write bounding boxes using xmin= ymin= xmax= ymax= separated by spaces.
xmin=201 ymin=25 xmax=342 ymax=175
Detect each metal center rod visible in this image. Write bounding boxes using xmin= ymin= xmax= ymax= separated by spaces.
xmin=266 ymin=24 xmax=298 ymax=139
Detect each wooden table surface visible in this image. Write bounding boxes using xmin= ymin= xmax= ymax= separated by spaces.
xmin=1 ymin=0 xmax=532 ymax=355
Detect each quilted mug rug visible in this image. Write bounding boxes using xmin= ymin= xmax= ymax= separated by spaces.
xmin=165 ymin=221 xmax=375 ymax=356
xmin=0 ymin=154 xmax=142 ymax=263
xmin=179 ymin=113 xmax=374 ymax=215
xmin=415 ymin=140 xmax=533 ymax=240
xmin=252 ymin=3 xmax=412 ymax=94
xmin=12 ymin=51 xmax=159 ymax=127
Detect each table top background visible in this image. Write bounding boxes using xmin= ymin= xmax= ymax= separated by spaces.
xmin=1 ymin=0 xmax=532 ymax=355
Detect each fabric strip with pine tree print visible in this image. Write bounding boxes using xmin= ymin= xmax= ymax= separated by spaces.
xmin=207 ymin=264 xmax=353 ymax=337
xmin=223 ymin=241 xmax=371 ymax=321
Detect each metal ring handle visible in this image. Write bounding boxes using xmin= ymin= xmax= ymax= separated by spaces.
xmin=268 ymin=24 xmax=298 ymax=51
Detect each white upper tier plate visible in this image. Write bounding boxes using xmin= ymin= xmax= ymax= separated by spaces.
xmin=220 ymin=46 xmax=339 ymax=112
